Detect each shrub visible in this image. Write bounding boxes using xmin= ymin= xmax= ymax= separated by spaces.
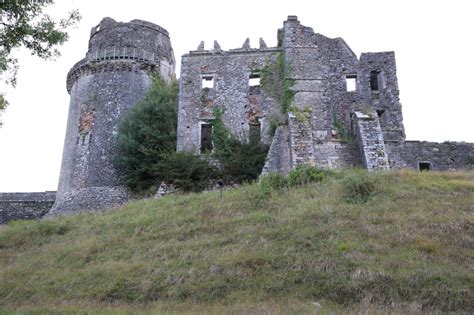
xmin=156 ymin=152 xmax=220 ymax=192
xmin=340 ymin=169 xmax=379 ymax=203
xmin=288 ymin=165 xmax=329 ymax=186
xmin=259 ymin=173 xmax=289 ymax=190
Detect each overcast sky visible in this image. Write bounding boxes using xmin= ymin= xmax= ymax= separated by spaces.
xmin=0 ymin=0 xmax=473 ymax=192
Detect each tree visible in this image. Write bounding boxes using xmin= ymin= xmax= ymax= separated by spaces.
xmin=0 ymin=0 xmax=81 ymax=115
xmin=115 ymin=76 xmax=180 ymax=194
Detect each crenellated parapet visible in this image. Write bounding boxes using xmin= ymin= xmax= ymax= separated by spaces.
xmin=188 ymin=38 xmax=281 ymax=56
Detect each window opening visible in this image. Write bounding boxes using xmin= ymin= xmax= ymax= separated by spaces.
xmin=200 ymin=123 xmax=213 ymax=153
xmin=370 ymin=70 xmax=380 ymax=91
xmin=249 ymin=73 xmax=261 ymax=87
xmin=345 ymin=75 xmax=356 ymax=92
xmin=202 ymin=75 xmax=214 ymax=89
xmin=249 ymin=120 xmax=261 ymax=144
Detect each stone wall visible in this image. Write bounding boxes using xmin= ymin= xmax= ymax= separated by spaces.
xmin=177 ymin=15 xmax=473 ymax=175
xmin=288 ymin=111 xmax=315 ymax=168
xmin=262 ymin=125 xmax=291 ymax=175
xmin=353 ymin=110 xmax=389 ymax=170
xmin=177 ymin=44 xmax=281 ymax=154
xmin=280 ymin=16 xmax=360 ymax=142
xmin=0 ymin=192 xmax=56 ymax=224
xmin=386 ymin=141 xmax=474 ymax=170
xmin=359 ymin=52 xmax=405 ymax=142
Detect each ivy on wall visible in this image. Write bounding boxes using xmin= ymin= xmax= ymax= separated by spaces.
xmin=260 ymin=52 xmax=295 ymax=114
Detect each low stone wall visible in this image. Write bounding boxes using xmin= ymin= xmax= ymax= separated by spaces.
xmin=0 ymin=192 xmax=56 ymax=224
xmin=386 ymin=141 xmax=474 ymax=170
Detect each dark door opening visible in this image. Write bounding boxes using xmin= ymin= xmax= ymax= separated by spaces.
xmin=419 ymin=162 xmax=431 ymax=171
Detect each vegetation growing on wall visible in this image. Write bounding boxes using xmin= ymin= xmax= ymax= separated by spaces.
xmin=212 ymin=108 xmax=269 ymax=184
xmin=260 ymin=52 xmax=295 ymax=114
xmin=333 ymin=113 xmax=354 ymax=144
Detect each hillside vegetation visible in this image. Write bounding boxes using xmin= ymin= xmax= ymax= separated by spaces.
xmin=0 ymin=170 xmax=473 ymax=314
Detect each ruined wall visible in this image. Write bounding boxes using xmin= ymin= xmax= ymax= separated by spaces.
xmin=353 ymin=110 xmax=390 ymax=170
xmin=280 ymin=16 xmax=361 ymax=143
xmin=49 ymin=18 xmax=175 ymax=216
xmin=0 ymin=192 xmax=56 ymax=224
xmin=262 ymin=125 xmax=291 ymax=175
xmin=386 ymin=141 xmax=474 ymax=170
xmin=360 ymin=52 xmax=405 ymax=142
xmin=177 ymin=43 xmax=281 ymax=154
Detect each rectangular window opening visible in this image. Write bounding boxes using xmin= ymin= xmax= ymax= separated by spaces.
xmin=419 ymin=162 xmax=431 ymax=171
xmin=345 ymin=75 xmax=356 ymax=92
xmin=200 ymin=123 xmax=213 ymax=153
xmin=202 ymin=76 xmax=214 ymax=89
xmin=370 ymin=70 xmax=380 ymax=91
xmin=249 ymin=120 xmax=262 ymax=144
xmin=249 ymin=75 xmax=261 ymax=87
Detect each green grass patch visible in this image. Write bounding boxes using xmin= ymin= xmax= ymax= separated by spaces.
xmin=1 ymin=170 xmax=473 ymax=313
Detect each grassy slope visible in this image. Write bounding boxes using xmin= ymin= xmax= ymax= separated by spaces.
xmin=0 ymin=170 xmax=473 ymax=314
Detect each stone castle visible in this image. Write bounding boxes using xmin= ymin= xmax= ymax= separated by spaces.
xmin=1 ymin=16 xmax=472 ymax=223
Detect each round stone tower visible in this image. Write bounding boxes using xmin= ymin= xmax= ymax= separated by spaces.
xmin=49 ymin=17 xmax=175 ymax=215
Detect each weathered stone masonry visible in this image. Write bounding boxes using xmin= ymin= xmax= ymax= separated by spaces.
xmin=177 ymin=43 xmax=281 ymax=153
xmin=178 ymin=15 xmax=473 ymax=174
xmin=0 ymin=192 xmax=56 ymax=224
xmin=48 ymin=18 xmax=176 ymax=216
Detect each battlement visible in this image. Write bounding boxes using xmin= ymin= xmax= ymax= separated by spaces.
xmin=187 ymin=38 xmax=280 ymax=56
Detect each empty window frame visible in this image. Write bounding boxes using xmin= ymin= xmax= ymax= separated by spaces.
xmin=200 ymin=123 xmax=213 ymax=153
xmin=201 ymin=75 xmax=214 ymax=89
xmin=345 ymin=75 xmax=357 ymax=92
xmin=419 ymin=162 xmax=431 ymax=171
xmin=370 ymin=70 xmax=380 ymax=91
xmin=249 ymin=121 xmax=262 ymax=144
xmin=249 ymin=73 xmax=261 ymax=87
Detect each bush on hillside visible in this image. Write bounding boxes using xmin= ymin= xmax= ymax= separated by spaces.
xmin=288 ymin=164 xmax=331 ymax=186
xmin=259 ymin=165 xmax=330 ymax=191
xmin=340 ymin=169 xmax=379 ymax=203
xmin=155 ymin=152 xmax=220 ymax=192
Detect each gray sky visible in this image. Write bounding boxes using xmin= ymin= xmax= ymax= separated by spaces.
xmin=1 ymin=0 xmax=473 ymax=192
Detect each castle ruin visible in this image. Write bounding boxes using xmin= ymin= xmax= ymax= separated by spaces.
xmin=1 ymin=16 xmax=472 ymax=222
xmin=178 ymin=15 xmax=472 ymax=174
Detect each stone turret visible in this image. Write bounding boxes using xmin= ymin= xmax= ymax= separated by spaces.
xmin=49 ymin=18 xmax=175 ymax=215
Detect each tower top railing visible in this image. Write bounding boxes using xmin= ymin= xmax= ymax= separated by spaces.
xmin=86 ymin=47 xmax=156 ymax=63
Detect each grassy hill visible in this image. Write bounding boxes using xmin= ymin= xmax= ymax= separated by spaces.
xmin=0 ymin=170 xmax=473 ymax=314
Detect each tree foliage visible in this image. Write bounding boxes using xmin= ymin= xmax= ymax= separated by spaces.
xmin=0 ymin=0 xmax=81 ymax=112
xmin=115 ymin=76 xmax=179 ymax=194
